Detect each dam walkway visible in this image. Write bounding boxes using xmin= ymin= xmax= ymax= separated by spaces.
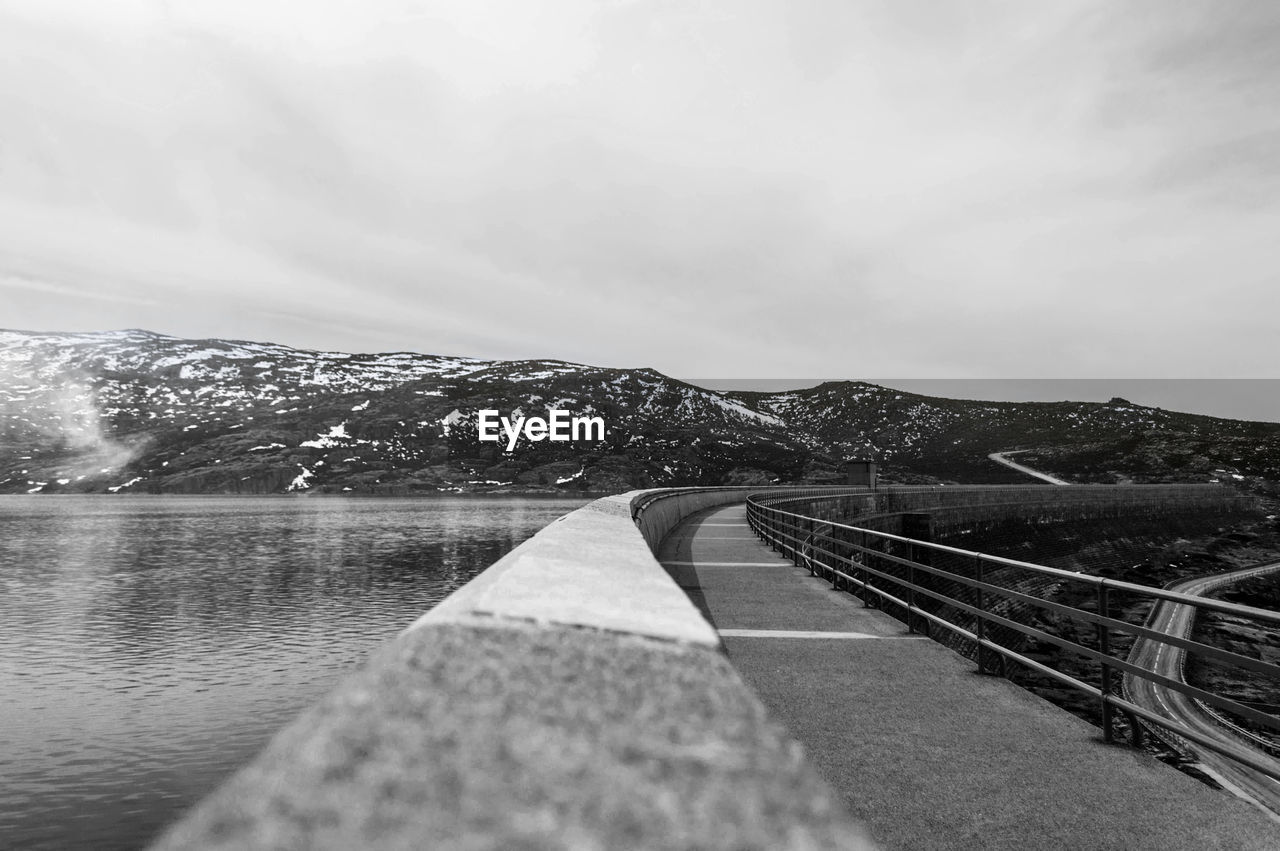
xmin=658 ymin=502 xmax=1279 ymax=850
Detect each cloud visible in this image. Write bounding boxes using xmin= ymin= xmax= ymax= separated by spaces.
xmin=0 ymin=0 xmax=1277 ymax=376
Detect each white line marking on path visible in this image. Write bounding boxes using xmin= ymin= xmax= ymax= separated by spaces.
xmin=718 ymin=629 xmax=927 ymax=640
xmin=662 ymin=561 xmax=790 ymax=567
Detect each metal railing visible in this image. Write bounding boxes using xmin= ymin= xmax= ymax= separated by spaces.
xmin=746 ymin=489 xmax=1280 ymax=783
xmin=756 ymin=483 xmax=1249 ymax=520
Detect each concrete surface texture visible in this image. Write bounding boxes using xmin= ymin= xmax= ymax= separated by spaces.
xmin=149 ymin=491 xmax=877 ymax=850
xmin=631 ymin=487 xmax=773 ymax=549
xmin=148 ymin=622 xmax=875 ymax=850
xmin=660 ymin=502 xmax=1280 ymax=850
xmin=413 ymin=493 xmax=719 ymax=646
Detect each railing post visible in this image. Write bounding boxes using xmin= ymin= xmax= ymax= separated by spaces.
xmin=861 ymin=532 xmax=872 ymax=608
xmin=902 ymin=514 xmax=932 ymax=634
xmin=795 ymin=515 xmax=803 ymax=567
xmin=826 ymin=524 xmax=838 ymax=589
xmin=838 ymin=530 xmax=850 ymax=592
xmin=831 ymin=527 xmax=840 ymax=587
xmin=793 ymin=515 xmax=802 ymax=568
xmin=906 ymin=554 xmax=917 ymax=634
xmin=975 ymin=555 xmax=989 ymax=674
xmin=1126 ymin=708 xmax=1144 ymax=749
xmin=789 ymin=516 xmax=798 ymax=565
xmin=808 ymin=517 xmax=817 ymax=574
xmin=1098 ymin=583 xmax=1114 ymax=744
xmin=826 ymin=525 xmax=838 ymax=589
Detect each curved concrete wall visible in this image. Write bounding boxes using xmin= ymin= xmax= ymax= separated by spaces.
xmin=633 ymin=486 xmax=868 ymax=550
xmin=410 ymin=492 xmax=720 ymax=647
xmin=633 ymin=487 xmax=763 ymax=549
xmin=148 ymin=489 xmax=875 ymax=851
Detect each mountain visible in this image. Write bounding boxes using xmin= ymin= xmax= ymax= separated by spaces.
xmin=3 ymin=329 xmax=1279 ymax=496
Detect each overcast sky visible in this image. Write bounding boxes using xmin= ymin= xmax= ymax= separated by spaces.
xmin=2 ymin=0 xmax=1278 ymax=381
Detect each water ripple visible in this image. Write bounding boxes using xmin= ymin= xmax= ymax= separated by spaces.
xmin=0 ymin=494 xmax=587 ymax=851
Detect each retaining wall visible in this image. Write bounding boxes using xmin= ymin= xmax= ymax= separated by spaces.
xmin=148 ymin=489 xmax=875 ymax=851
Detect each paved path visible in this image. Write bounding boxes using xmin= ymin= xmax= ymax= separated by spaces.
xmin=658 ymin=503 xmax=1280 ymax=850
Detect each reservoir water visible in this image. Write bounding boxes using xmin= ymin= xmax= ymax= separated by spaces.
xmin=0 ymin=494 xmax=590 ymax=851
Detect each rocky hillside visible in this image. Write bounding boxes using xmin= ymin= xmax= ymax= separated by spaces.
xmin=3 ymin=329 xmax=1280 ymax=495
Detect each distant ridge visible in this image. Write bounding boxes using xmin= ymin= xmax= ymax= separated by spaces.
xmin=2 ymin=329 xmax=1278 ymax=495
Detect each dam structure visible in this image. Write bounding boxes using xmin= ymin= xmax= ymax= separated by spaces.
xmin=152 ymin=486 xmax=1280 ymax=850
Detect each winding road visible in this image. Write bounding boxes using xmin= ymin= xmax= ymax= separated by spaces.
xmin=1123 ymin=561 xmax=1280 ymax=818
xmin=988 ymin=451 xmax=1071 ymax=485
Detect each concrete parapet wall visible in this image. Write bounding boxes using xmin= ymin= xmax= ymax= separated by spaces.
xmin=632 ymin=487 xmax=762 ymax=549
xmin=149 ymin=489 xmax=874 ymax=850
xmin=412 ymin=492 xmax=719 ymax=647
xmin=634 ymin=487 xmax=869 ymax=550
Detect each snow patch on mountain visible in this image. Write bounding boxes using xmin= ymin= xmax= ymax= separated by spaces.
xmin=300 ymin=423 xmax=350 ymax=448
xmin=286 ymin=466 xmax=313 ymax=491
xmin=707 ymin=394 xmax=784 ymax=426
